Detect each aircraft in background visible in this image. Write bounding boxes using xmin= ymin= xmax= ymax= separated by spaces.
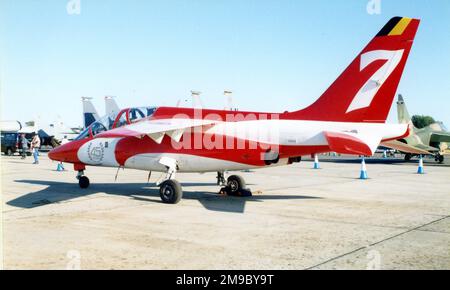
xmin=49 ymin=17 xmax=420 ymax=204
xmin=382 ymin=94 xmax=450 ymax=163
xmin=105 ymin=96 xmax=120 ymax=116
xmin=0 ymin=120 xmax=22 ymax=132
xmin=82 ymin=97 xmax=100 ymax=129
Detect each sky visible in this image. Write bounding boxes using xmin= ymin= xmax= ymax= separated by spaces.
xmin=1 ymin=0 xmax=449 ymax=128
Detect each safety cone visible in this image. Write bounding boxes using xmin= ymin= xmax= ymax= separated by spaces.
xmin=56 ymin=162 xmax=65 ymax=171
xmin=417 ymin=155 xmax=424 ymax=174
xmin=313 ymin=154 xmax=320 ymax=169
xmin=359 ymin=157 xmax=368 ymax=179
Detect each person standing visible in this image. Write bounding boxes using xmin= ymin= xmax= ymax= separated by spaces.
xmin=58 ymin=135 xmax=70 ymax=170
xmin=20 ymin=134 xmax=29 ymax=159
xmin=31 ymin=133 xmax=41 ymax=164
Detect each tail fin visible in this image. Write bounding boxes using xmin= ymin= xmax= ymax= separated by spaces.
xmin=397 ymin=94 xmax=412 ymax=124
xmin=105 ymin=96 xmax=120 ymax=116
xmin=288 ymin=17 xmax=420 ymax=123
xmin=82 ymin=97 xmax=99 ymax=128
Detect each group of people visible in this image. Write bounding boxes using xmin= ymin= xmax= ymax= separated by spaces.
xmin=20 ymin=133 xmax=41 ymax=164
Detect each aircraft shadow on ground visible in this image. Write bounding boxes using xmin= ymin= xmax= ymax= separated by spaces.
xmin=9 ymin=180 xmax=320 ymax=213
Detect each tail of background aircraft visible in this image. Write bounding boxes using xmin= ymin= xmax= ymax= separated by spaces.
xmin=82 ymin=97 xmax=99 ymax=128
xmin=397 ymin=94 xmax=413 ymax=125
xmin=105 ymin=96 xmax=120 ymax=116
xmin=288 ymin=17 xmax=420 ymax=123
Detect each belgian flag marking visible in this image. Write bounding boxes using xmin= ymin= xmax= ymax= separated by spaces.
xmin=377 ymin=17 xmax=412 ymax=36
xmin=389 ymin=18 xmax=412 ymax=35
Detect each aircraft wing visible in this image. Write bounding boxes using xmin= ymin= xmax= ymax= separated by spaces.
xmin=324 ymin=131 xmax=381 ymax=156
xmin=95 ymin=118 xmax=218 ymax=143
xmin=430 ymin=132 xmax=450 ymax=143
xmin=380 ymin=140 xmax=433 ymax=155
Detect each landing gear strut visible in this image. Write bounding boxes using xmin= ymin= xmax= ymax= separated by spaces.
xmin=216 ymin=171 xmax=226 ymax=186
xmin=77 ymin=170 xmax=90 ymax=189
xmin=157 ymin=157 xmax=182 ymax=204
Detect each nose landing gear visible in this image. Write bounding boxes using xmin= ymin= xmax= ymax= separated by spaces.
xmin=76 ymin=170 xmax=90 ymax=189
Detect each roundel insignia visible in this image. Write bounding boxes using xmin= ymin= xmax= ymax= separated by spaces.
xmin=87 ymin=142 xmax=105 ymax=164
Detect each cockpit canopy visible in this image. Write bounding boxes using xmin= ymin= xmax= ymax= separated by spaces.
xmin=76 ymin=106 xmax=157 ymax=140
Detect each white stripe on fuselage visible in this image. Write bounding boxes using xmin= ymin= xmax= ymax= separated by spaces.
xmin=76 ymin=120 xmax=407 ymax=172
xmin=204 ymin=120 xmax=407 ymax=146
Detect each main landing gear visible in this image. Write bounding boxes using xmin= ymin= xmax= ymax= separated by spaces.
xmin=159 ymin=170 xmax=252 ymax=204
xmin=219 ymin=174 xmax=252 ymax=197
xmin=435 ymin=154 xmax=444 ymax=164
xmin=157 ymin=157 xmax=182 ymax=204
xmin=216 ymin=171 xmax=226 ymax=186
xmin=217 ymin=171 xmax=251 ymax=196
xmin=159 ymin=179 xmax=182 ymax=204
xmin=404 ymin=153 xmax=412 ymax=161
xmin=405 ymin=153 xmax=445 ymax=164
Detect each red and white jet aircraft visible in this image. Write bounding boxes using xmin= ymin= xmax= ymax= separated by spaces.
xmin=49 ymin=17 xmax=420 ymax=204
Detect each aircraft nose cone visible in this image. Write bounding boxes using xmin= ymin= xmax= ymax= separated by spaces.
xmin=48 ymin=141 xmax=82 ymax=163
xmin=48 ymin=146 xmax=64 ymax=161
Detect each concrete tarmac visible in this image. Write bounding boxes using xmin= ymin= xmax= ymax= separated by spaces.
xmin=1 ymin=154 xmax=449 ymax=269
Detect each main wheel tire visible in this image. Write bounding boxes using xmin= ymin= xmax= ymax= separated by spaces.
xmin=6 ymin=148 xmax=13 ymax=156
xmin=404 ymin=154 xmax=412 ymax=161
xmin=438 ymin=155 xmax=444 ymax=164
xmin=79 ymin=176 xmax=90 ymax=189
xmin=227 ymin=175 xmax=246 ymax=195
xmin=159 ymin=179 xmax=182 ymax=204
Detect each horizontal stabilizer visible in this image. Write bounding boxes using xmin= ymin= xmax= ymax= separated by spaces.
xmin=430 ymin=132 xmax=450 ymax=143
xmin=324 ymin=131 xmax=381 ymax=156
xmin=380 ymin=140 xmax=433 ymax=155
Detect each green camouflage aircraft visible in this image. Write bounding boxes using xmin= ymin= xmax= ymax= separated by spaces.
xmin=382 ymin=94 xmax=450 ymax=163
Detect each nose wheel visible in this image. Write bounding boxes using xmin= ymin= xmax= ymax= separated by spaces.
xmin=78 ymin=176 xmax=90 ymax=188
xmin=76 ymin=170 xmax=90 ymax=189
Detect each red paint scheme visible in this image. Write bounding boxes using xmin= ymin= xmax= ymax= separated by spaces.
xmin=148 ymin=17 xmax=419 ymax=125
xmin=381 ymin=123 xmax=412 ymax=142
xmin=114 ymin=132 xmax=328 ymax=167
xmin=285 ymin=19 xmax=420 ymax=123
xmin=74 ymin=163 xmax=86 ymax=171
xmin=324 ymin=132 xmax=372 ymax=156
xmin=48 ymin=139 xmax=89 ymax=163
xmin=151 ymin=107 xmax=279 ymax=121
xmin=48 ymin=17 xmax=421 ymax=171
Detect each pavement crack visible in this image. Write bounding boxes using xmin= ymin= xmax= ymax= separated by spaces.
xmin=306 ymin=215 xmax=450 ymax=270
